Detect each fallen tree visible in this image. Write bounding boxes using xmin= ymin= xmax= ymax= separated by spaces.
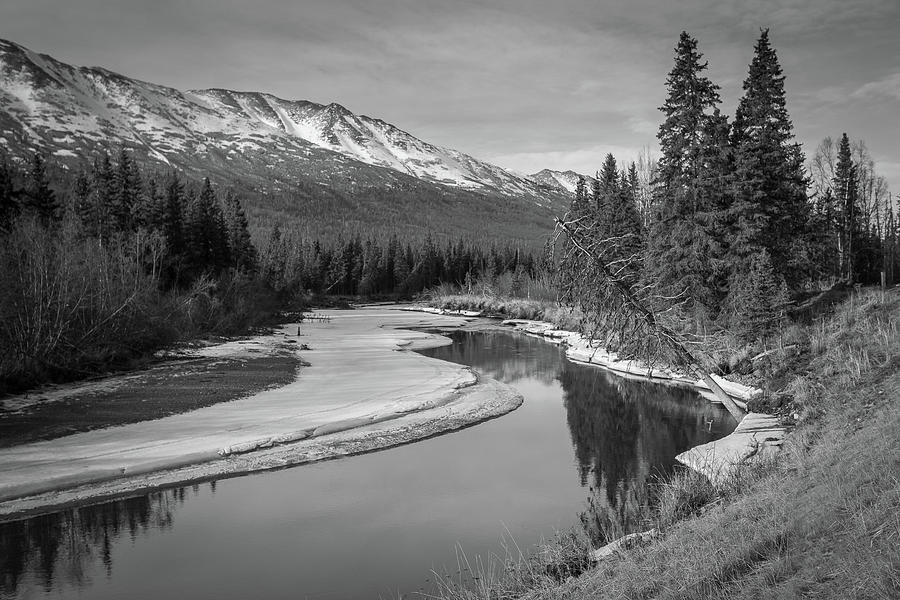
xmin=553 ymin=215 xmax=745 ymax=421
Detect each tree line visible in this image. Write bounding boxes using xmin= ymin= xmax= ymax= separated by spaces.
xmin=259 ymin=228 xmax=537 ymax=298
xmin=1 ymin=150 xmax=257 ymax=286
xmin=565 ymin=29 xmax=898 ymax=342
xmin=0 ymin=150 xmax=535 ymax=390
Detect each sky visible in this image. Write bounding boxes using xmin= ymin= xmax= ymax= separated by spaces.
xmin=1 ymin=0 xmax=899 ymax=192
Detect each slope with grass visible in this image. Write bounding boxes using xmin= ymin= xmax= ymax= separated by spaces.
xmin=429 ymin=289 xmax=900 ymax=600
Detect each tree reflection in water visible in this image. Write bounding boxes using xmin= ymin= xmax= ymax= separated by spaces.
xmin=426 ymin=329 xmax=733 ymax=539
xmin=0 ymin=484 xmax=209 ymax=596
xmin=2 ymin=330 xmax=732 ymax=596
xmin=559 ymin=362 xmax=732 ymax=537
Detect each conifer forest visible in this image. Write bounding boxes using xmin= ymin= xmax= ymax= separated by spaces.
xmin=1 ymin=5 xmax=900 ymax=599
xmin=1 ymin=29 xmax=897 ymax=392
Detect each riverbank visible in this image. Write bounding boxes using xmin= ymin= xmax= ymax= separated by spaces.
xmin=427 ymin=288 xmax=900 ymax=600
xmin=0 ymin=332 xmax=300 ymax=447
xmin=412 ymin=304 xmax=762 ymax=406
xmin=0 ymin=307 xmax=523 ymax=521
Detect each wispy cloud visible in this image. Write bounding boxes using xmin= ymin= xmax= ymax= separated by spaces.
xmin=488 ymin=144 xmax=649 ymax=176
xmin=852 ymin=73 xmax=900 ymax=102
xmin=0 ymin=0 xmax=898 ymax=191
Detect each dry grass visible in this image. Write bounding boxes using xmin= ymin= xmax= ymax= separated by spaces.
xmin=427 ymin=277 xmax=584 ymax=331
xmin=421 ymin=530 xmax=592 ymax=600
xmin=424 ymin=288 xmax=900 ymax=600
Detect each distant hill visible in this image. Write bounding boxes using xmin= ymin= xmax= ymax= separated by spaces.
xmin=0 ymin=38 xmax=569 ymax=245
xmin=529 ymin=169 xmax=596 ymax=195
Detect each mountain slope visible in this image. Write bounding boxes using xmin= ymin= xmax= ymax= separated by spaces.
xmin=0 ymin=38 xmax=563 ymax=213
xmin=529 ymin=169 xmax=595 ymax=195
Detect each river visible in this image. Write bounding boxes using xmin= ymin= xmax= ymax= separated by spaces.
xmin=0 ymin=328 xmax=733 ymax=599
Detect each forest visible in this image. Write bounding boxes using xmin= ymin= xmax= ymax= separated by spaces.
xmin=0 ymin=29 xmax=896 ymax=393
xmin=0 ymin=151 xmax=536 ymax=392
xmin=556 ymin=30 xmax=898 ymax=348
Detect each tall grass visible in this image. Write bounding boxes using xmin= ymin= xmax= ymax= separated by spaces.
xmin=426 ymin=274 xmax=584 ymax=331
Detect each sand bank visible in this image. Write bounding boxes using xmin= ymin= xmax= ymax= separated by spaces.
xmin=0 ymin=307 xmax=522 ymax=521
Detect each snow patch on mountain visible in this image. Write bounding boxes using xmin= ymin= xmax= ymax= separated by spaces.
xmin=0 ymin=37 xmax=564 ymax=207
xmin=529 ymin=169 xmax=596 ymax=195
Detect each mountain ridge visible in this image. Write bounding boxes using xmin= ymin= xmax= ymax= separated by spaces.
xmin=529 ymin=168 xmax=596 ymax=195
xmin=0 ymin=37 xmax=567 ymax=207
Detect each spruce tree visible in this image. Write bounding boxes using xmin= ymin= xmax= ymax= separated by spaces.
xmin=726 ymin=249 xmax=790 ymax=341
xmin=833 ymin=133 xmax=858 ymax=282
xmin=262 ymin=225 xmax=286 ymax=290
xmin=24 ymin=153 xmax=59 ymax=224
xmin=223 ymin=190 xmax=256 ymax=272
xmin=646 ymin=32 xmax=725 ymax=316
xmin=112 ymin=149 xmax=141 ymax=233
xmin=590 ymin=175 xmax=601 ymax=214
xmin=598 ymin=153 xmax=619 ymax=214
xmin=184 ymin=178 xmax=229 ymax=275
xmin=89 ymin=153 xmax=115 ymax=243
xmin=728 ymin=29 xmax=808 ymax=287
xmin=72 ymin=170 xmax=93 ymax=232
xmin=132 ymin=177 xmax=163 ymax=232
xmin=161 ymin=173 xmax=185 ymax=260
xmin=0 ymin=158 xmax=19 ymax=231
xmin=573 ymin=176 xmax=587 ymax=214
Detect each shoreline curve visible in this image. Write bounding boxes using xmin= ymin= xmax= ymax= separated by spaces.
xmin=0 ymin=307 xmax=523 ymax=522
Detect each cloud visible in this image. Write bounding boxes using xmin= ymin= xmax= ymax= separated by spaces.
xmin=1 ymin=0 xmax=899 ymax=193
xmin=852 ymin=73 xmax=900 ymax=102
xmin=488 ymin=144 xmax=650 ymax=176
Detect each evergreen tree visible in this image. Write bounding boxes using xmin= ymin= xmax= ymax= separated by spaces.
xmin=223 ymin=190 xmax=256 ymax=272
xmin=726 ymin=250 xmax=790 ymax=341
xmin=573 ymin=176 xmax=587 ymax=214
xmin=72 ymin=169 xmax=93 ymax=232
xmin=161 ymin=173 xmax=185 ymax=263
xmin=132 ymin=177 xmax=163 ymax=232
xmin=23 ymin=153 xmax=59 ymax=224
xmin=0 ymin=158 xmax=20 ymax=231
xmin=598 ymin=153 xmax=619 ymax=214
xmin=627 ymin=163 xmax=640 ymax=213
xmin=112 ymin=149 xmax=141 ymax=233
xmin=90 ymin=153 xmax=115 ymax=243
xmin=590 ymin=175 xmax=601 ymax=214
xmin=728 ymin=29 xmax=808 ymax=286
xmin=184 ymin=178 xmax=229 ymax=275
xmin=262 ymin=225 xmax=286 ymax=290
xmin=833 ymin=133 xmax=858 ymax=282
xmin=646 ymin=32 xmax=725 ymax=316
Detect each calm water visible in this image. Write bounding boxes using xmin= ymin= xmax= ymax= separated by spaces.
xmin=0 ymin=330 xmax=733 ymax=600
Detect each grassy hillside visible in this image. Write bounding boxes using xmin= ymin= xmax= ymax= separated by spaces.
xmin=431 ymin=288 xmax=900 ymax=600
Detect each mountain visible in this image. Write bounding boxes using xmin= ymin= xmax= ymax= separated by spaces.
xmin=529 ymin=169 xmax=596 ymax=195
xmin=0 ymin=38 xmax=565 ymax=218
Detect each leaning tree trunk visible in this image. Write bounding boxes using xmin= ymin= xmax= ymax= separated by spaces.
xmin=555 ymin=217 xmax=745 ymax=422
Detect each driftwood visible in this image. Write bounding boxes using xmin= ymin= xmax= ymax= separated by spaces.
xmin=590 ymin=529 xmax=659 ymax=562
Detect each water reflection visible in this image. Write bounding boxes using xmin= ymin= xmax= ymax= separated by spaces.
xmin=424 ymin=329 xmax=731 ymax=537
xmin=425 ymin=329 xmax=564 ymax=385
xmin=0 ymin=484 xmax=208 ymax=596
xmin=1 ymin=329 xmax=732 ymax=599
xmin=559 ymin=362 xmax=730 ymax=536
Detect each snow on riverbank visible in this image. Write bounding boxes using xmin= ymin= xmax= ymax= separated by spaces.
xmin=0 ymin=307 xmax=523 ymax=520
xmin=491 ymin=319 xmax=788 ymax=483
xmin=675 ymin=413 xmax=785 ymax=486
xmin=404 ymin=306 xmax=761 ymax=405
xmin=497 ymin=318 xmax=761 ymax=406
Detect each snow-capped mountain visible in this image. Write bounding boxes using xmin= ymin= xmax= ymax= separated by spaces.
xmin=0 ymin=38 xmax=563 ymax=207
xmin=529 ymin=169 xmax=596 ymax=195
